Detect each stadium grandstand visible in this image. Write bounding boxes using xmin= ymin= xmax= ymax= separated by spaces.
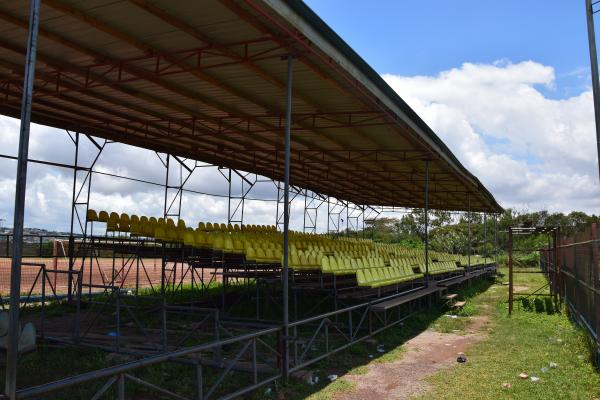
xmin=0 ymin=0 xmax=502 ymax=398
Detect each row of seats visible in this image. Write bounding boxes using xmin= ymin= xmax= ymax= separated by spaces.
xmin=357 ymin=266 xmax=424 ymax=288
xmin=87 ymin=209 xmax=276 ymax=235
xmin=428 ymin=261 xmax=461 ymax=275
xmin=321 ymin=256 xmax=387 ymax=275
xmin=86 ymin=210 xmax=493 ymax=289
xmin=288 ymin=252 xmax=322 ymax=270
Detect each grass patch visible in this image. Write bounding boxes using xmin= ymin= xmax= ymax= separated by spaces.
xmin=418 ymin=268 xmax=600 ymax=400
xmin=304 ymin=378 xmax=355 ymax=400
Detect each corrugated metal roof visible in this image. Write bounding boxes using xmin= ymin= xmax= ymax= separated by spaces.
xmin=0 ymin=0 xmax=502 ymax=212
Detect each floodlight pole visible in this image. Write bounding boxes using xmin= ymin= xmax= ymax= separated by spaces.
xmin=585 ymin=0 xmax=600 ymax=181
xmin=424 ymin=160 xmax=430 ymax=279
xmin=282 ymin=55 xmax=293 ymax=380
xmin=5 ymin=0 xmax=40 ymax=398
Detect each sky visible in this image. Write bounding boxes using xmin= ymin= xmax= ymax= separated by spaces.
xmin=1 ymin=1 xmax=599 ymax=232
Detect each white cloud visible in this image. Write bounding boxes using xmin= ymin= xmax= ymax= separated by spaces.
xmin=383 ymin=60 xmax=600 ymax=214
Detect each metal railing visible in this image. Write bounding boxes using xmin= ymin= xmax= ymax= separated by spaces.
xmin=15 ymin=326 xmax=282 ymax=400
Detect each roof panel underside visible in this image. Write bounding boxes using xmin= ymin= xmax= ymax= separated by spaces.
xmin=0 ymin=0 xmax=501 ymax=213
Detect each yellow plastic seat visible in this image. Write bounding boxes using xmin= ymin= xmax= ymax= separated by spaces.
xmin=86 ymin=209 xmax=98 ymax=222
xmin=146 ymin=219 xmax=157 ymax=237
xmin=183 ymin=230 xmax=196 ymax=247
xmin=165 ymin=227 xmax=178 ymax=242
xmin=213 ymin=234 xmax=225 ymax=250
xmin=119 ymin=215 xmax=130 ymax=233
xmin=177 ymin=219 xmax=186 ymax=229
xmin=130 ymin=221 xmax=141 ymax=236
xmin=98 ymin=210 xmax=109 ymax=222
xmin=107 ymin=213 xmax=119 ymax=232
xmin=223 ymin=236 xmax=234 ymax=252
xmin=175 ymin=227 xmax=186 ymax=242
xmin=321 ymin=256 xmax=331 ymax=273
xmin=255 ymin=248 xmax=267 ymax=262
xmin=193 ymin=230 xmax=207 ymax=247
xmin=154 ymin=226 xmax=167 ymax=241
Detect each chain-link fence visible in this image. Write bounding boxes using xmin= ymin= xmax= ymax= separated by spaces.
xmin=541 ymin=224 xmax=600 ymax=364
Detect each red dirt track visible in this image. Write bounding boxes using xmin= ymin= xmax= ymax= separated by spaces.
xmin=0 ymin=257 xmax=213 ymax=296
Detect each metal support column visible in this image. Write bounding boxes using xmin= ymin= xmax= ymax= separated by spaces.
xmin=467 ymin=194 xmax=471 ymax=268
xmin=162 ymin=154 xmax=170 ymax=219
xmin=67 ymin=132 xmax=79 ymax=302
xmin=585 ymin=0 xmax=600 ymax=181
xmin=483 ymin=213 xmax=487 ymax=262
xmin=282 ymin=55 xmax=293 ymax=380
xmin=5 ymin=0 xmax=40 ymax=397
xmin=494 ymin=213 xmax=499 ymax=267
xmin=424 ymin=160 xmax=430 ymax=279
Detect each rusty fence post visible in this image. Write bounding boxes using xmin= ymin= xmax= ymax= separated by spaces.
xmin=591 ymin=223 xmax=600 ymax=367
xmin=508 ymin=227 xmax=514 ymax=316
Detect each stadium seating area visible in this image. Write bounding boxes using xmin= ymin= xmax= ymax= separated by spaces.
xmin=86 ymin=209 xmax=493 ymax=290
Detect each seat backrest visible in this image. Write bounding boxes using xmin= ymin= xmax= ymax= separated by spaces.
xmin=224 ymin=236 xmax=234 ymax=251
xmin=154 ymin=226 xmax=166 ymax=241
xmin=183 ymin=231 xmax=195 ymax=246
xmin=246 ymin=246 xmax=256 ymax=259
xmin=86 ymin=209 xmax=98 ymax=222
xmin=265 ymin=248 xmax=275 ymax=261
xmin=321 ymin=256 xmax=330 ymax=272
xmin=256 ymin=248 xmax=266 ymax=260
xmin=98 ymin=210 xmax=109 ymax=222
xmin=299 ymin=254 xmax=309 ymax=268
xmin=290 ymin=254 xmax=300 ymax=268
xmin=356 ymin=269 xmax=366 ymax=285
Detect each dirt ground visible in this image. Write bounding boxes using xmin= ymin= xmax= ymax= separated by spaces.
xmin=0 ymin=257 xmax=215 ymax=296
xmin=336 ymin=316 xmax=489 ymax=400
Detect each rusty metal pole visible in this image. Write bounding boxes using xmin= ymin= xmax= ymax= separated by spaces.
xmin=508 ymin=227 xmax=514 ymax=316
xmin=585 ymin=0 xmax=600 ymax=181
xmin=5 ymin=0 xmax=40 ymax=397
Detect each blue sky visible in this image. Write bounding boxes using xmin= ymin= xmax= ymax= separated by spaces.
xmin=305 ymin=1 xmax=592 ymax=99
